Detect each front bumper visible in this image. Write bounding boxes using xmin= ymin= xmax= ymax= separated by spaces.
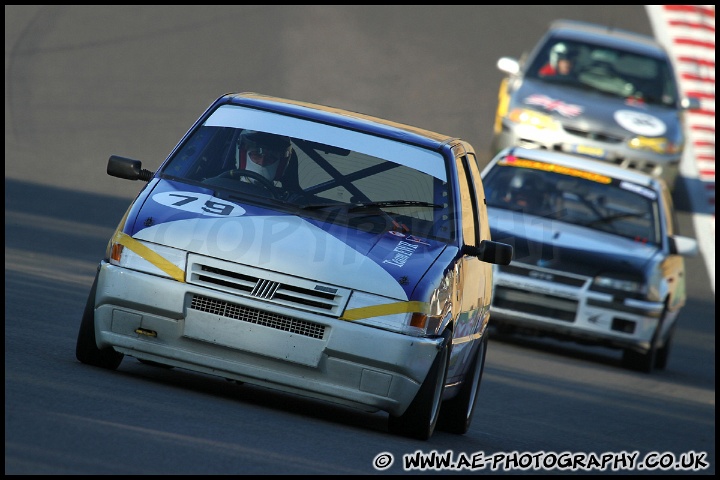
xmin=489 ymin=264 xmax=664 ymax=352
xmin=494 ymin=122 xmax=680 ymax=188
xmin=93 ymin=262 xmax=442 ymax=416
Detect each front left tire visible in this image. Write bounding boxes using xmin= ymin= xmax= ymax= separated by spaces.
xmin=437 ymin=332 xmax=488 ymax=434
xmin=388 ymin=329 xmax=452 ymax=440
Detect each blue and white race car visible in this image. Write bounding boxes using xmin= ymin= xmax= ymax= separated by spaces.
xmin=482 ymin=146 xmax=698 ymax=373
xmin=75 ymin=92 xmax=512 ymax=440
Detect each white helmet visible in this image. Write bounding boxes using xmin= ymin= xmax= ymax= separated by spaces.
xmin=236 ymin=130 xmax=292 ymax=182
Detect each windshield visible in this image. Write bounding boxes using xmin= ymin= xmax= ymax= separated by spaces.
xmin=484 ymin=156 xmax=661 ymax=245
xmin=526 ymin=37 xmax=679 ymax=107
xmin=160 ymin=105 xmax=455 ymax=242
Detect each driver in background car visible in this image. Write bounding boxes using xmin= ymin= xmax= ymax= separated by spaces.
xmin=500 ymin=170 xmax=561 ymax=217
xmin=539 ymin=44 xmax=576 ymax=77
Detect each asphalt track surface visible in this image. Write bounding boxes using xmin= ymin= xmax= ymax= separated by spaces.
xmin=5 ymin=5 xmax=715 ymax=475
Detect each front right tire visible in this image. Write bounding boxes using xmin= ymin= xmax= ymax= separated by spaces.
xmin=75 ymin=270 xmax=124 ymax=370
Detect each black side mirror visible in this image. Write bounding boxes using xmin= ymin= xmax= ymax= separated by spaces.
xmin=462 ymin=240 xmax=514 ymax=265
xmin=107 ymin=155 xmax=154 ymax=181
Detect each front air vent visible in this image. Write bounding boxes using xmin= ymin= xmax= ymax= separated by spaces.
xmin=190 ymin=294 xmax=326 ymax=339
xmin=186 ymin=253 xmax=351 ymax=317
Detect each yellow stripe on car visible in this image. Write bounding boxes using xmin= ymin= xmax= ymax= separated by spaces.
xmin=494 ymin=78 xmax=510 ymax=135
xmin=341 ymin=300 xmax=429 ymax=321
xmin=113 ymin=231 xmax=186 ymax=282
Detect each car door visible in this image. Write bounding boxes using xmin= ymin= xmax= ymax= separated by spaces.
xmin=658 ymin=182 xmax=687 ymax=314
xmin=446 ymin=145 xmax=491 ymax=382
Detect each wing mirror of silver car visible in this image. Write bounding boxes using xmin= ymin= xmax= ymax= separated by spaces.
xmin=681 ymin=96 xmax=702 ymax=111
xmin=497 ymin=57 xmax=521 ymax=76
xmin=669 ymin=235 xmax=699 ymax=257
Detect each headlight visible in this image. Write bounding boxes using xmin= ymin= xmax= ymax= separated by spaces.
xmin=506 ymin=108 xmax=560 ymax=130
xmin=341 ymin=291 xmax=443 ymax=337
xmin=108 ymin=235 xmax=187 ymax=281
xmin=592 ymin=273 xmax=646 ymax=296
xmin=628 ymin=136 xmax=682 ymax=155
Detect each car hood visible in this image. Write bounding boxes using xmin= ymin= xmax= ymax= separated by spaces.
xmin=512 ymin=78 xmax=682 ymax=139
xmin=120 ymin=179 xmax=448 ymax=300
xmin=487 ymin=207 xmax=658 ymax=276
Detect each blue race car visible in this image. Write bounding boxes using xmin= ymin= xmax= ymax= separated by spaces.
xmin=75 ymin=92 xmax=512 ymax=440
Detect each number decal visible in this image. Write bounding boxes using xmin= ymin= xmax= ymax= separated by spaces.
xmin=153 ymin=192 xmax=245 ymax=217
xmin=167 ymin=194 xmax=195 ymax=206
xmin=202 ymin=201 xmax=235 ymax=216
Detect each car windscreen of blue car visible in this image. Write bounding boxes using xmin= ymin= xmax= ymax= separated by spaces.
xmin=158 ymin=105 xmax=454 ymax=243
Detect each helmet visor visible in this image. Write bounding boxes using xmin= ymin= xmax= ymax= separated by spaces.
xmin=247 ymin=145 xmax=291 ymax=166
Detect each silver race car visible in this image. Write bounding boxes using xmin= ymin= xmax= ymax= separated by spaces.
xmin=492 ymin=19 xmax=701 ymax=190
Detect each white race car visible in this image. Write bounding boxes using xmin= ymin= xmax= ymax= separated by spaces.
xmin=482 ymin=146 xmax=697 ymax=373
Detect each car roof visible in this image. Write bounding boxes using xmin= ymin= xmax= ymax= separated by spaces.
xmin=493 ymin=147 xmax=664 ymax=190
xmin=219 ymin=92 xmax=461 ymax=152
xmin=545 ymin=19 xmax=668 ymax=58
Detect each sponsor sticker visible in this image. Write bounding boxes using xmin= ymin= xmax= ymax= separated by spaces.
xmin=383 ymin=241 xmax=419 ymax=267
xmin=524 ymin=94 xmax=583 ymax=117
xmin=614 ymin=110 xmax=666 ymax=136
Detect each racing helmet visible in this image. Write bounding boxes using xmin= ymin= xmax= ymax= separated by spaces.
xmin=236 ymin=130 xmax=293 ymax=181
xmin=549 ymin=42 xmax=577 ymax=69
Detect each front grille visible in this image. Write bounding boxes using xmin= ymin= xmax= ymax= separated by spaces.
xmin=497 ymin=264 xmax=586 ymax=287
xmin=190 ymin=294 xmax=326 ymax=339
xmin=187 ymin=253 xmax=350 ymax=317
xmin=493 ymin=286 xmax=578 ymax=322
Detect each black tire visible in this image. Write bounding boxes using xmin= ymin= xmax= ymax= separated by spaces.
xmin=388 ymin=330 xmax=451 ymax=440
xmin=621 ymin=346 xmax=656 ymax=373
xmin=75 ymin=271 xmax=124 ymax=370
xmin=621 ymin=306 xmax=667 ymax=374
xmin=654 ymin=324 xmax=676 ymax=370
xmin=437 ymin=332 xmax=488 ymax=434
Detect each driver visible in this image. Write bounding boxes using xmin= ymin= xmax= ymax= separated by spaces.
xmin=236 ymin=130 xmax=293 ymax=186
xmin=539 ymin=43 xmax=576 ymax=77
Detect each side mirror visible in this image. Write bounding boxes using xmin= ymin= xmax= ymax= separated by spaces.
xmin=107 ymin=155 xmax=154 ymax=181
xmin=497 ymin=57 xmax=520 ymax=76
xmin=463 ymin=240 xmax=514 ymax=265
xmin=669 ymin=235 xmax=699 ymax=257
xmin=680 ymin=96 xmax=702 ymax=111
